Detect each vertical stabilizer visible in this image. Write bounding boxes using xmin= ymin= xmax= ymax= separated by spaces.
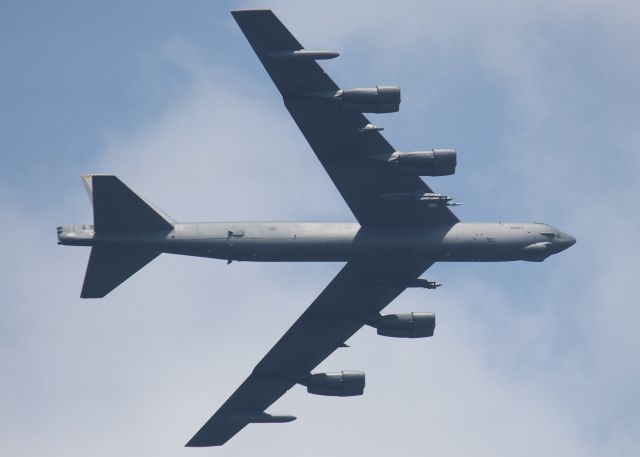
xmin=81 ymin=174 xmax=95 ymax=203
xmin=89 ymin=175 xmax=173 ymax=233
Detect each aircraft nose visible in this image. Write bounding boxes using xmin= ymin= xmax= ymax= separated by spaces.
xmin=558 ymin=231 xmax=576 ymax=250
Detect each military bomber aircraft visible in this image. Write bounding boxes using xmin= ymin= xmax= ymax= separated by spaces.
xmin=57 ymin=9 xmax=576 ymax=447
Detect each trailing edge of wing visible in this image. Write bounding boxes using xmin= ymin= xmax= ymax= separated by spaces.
xmin=231 ymin=9 xmax=339 ymax=96
xmin=231 ymin=9 xmax=459 ymax=227
xmin=186 ymin=260 xmax=432 ymax=447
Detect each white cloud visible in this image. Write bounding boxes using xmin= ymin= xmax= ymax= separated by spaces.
xmin=2 ymin=2 xmax=639 ymax=455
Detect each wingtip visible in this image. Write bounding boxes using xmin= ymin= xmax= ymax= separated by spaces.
xmin=185 ymin=428 xmax=228 ymax=447
xmin=184 ymin=435 xmax=203 ymax=447
xmin=230 ymin=9 xmax=273 ymax=16
xmin=185 ymin=437 xmax=223 ymax=448
xmin=80 ymin=286 xmax=104 ymax=299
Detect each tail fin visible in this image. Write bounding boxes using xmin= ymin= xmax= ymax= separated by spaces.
xmin=80 ymin=175 xmax=174 ymax=298
xmin=83 ymin=174 xmax=173 ymax=233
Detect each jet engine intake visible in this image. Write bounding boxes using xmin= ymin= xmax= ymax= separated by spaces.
xmin=391 ymin=149 xmax=457 ymax=176
xmin=304 ymin=371 xmax=365 ymax=397
xmin=375 ymin=312 xmax=435 ymax=338
xmin=335 ymin=86 xmax=400 ymax=113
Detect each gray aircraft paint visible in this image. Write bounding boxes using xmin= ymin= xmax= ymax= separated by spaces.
xmin=59 ymin=221 xmax=574 ymax=263
xmin=56 ymin=9 xmax=576 ymax=447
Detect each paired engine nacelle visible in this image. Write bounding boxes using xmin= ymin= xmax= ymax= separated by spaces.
xmin=330 ymin=88 xmax=458 ymax=177
xmin=299 ymin=314 xmax=435 ymax=399
xmin=304 ymin=371 xmax=365 ymax=397
xmin=335 ymin=86 xmax=401 ymax=113
xmin=374 ymin=312 xmax=436 ymax=338
xmin=390 ymin=149 xmax=457 ymax=176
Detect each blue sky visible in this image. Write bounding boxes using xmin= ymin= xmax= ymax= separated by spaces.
xmin=1 ymin=1 xmax=639 ymax=455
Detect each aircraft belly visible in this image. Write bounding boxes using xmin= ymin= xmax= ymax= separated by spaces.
xmin=214 ymin=237 xmax=416 ymax=262
xmin=77 ymin=222 xmax=535 ymax=263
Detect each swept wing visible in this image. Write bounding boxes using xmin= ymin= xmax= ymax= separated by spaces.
xmin=188 ymin=9 xmax=450 ymax=446
xmin=232 ymin=9 xmax=458 ymax=227
xmin=187 ymin=261 xmax=432 ymax=446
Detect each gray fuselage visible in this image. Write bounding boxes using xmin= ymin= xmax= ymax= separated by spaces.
xmin=58 ymin=221 xmax=576 ymax=263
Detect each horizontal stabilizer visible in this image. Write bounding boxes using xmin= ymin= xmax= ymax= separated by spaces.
xmin=81 ymin=247 xmax=159 ymax=298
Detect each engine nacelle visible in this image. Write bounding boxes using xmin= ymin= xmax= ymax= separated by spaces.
xmin=391 ymin=149 xmax=457 ymax=176
xmin=375 ymin=312 xmax=435 ymax=338
xmin=305 ymin=371 xmax=365 ymax=396
xmin=336 ymin=86 xmax=400 ymax=113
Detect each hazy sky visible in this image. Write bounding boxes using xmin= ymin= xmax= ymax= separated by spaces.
xmin=2 ymin=1 xmax=639 ymax=455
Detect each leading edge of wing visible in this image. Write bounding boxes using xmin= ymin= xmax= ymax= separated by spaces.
xmin=231 ymin=9 xmax=339 ymax=96
xmin=185 ymin=376 xmax=296 ymax=447
xmin=231 ymin=9 xmax=459 ymax=227
xmin=186 ymin=260 xmax=432 ymax=447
